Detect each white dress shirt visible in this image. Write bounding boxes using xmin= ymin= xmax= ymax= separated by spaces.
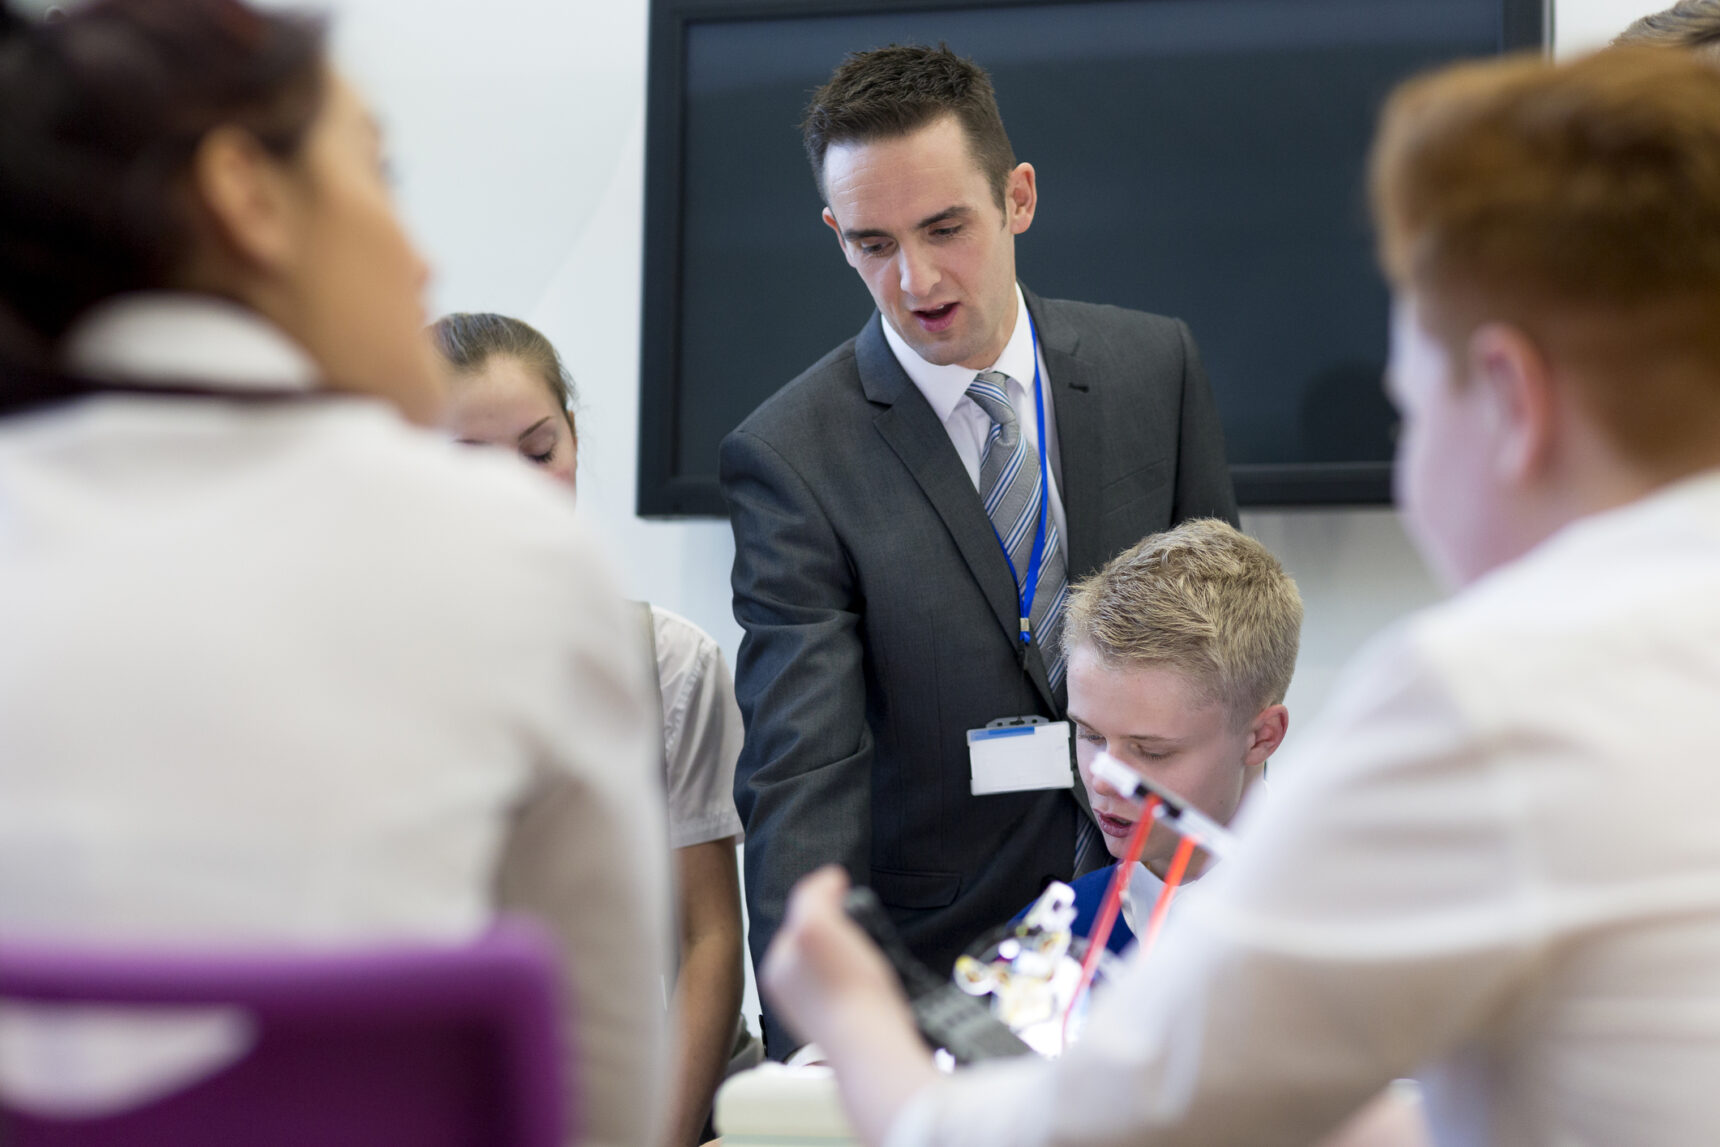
xmin=0 ymin=294 xmax=670 ymax=1147
xmin=1117 ymin=861 xmax=1200 ymax=945
xmin=886 ymin=469 xmax=1720 ymax=1147
xmin=649 ymin=605 xmax=745 ymax=850
xmin=881 ymin=285 xmax=1068 ymax=552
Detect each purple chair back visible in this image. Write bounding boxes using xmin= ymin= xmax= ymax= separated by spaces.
xmin=0 ymin=919 xmax=571 ymax=1147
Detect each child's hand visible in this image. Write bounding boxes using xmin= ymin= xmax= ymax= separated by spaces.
xmin=762 ymin=866 xmax=938 ymax=1147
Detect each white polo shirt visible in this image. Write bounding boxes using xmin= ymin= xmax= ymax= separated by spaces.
xmin=0 ymin=294 xmax=669 ymax=1147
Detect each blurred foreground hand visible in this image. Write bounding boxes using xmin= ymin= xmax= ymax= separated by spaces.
xmin=760 ymin=867 xmax=937 ymax=1147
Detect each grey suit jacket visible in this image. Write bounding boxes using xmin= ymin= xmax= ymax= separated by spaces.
xmin=720 ymin=289 xmax=1238 ymax=1057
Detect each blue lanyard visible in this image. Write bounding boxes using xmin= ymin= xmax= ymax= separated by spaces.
xmin=990 ymin=314 xmax=1051 ymax=647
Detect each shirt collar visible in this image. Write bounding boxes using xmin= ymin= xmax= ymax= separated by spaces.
xmin=60 ymin=293 xmax=320 ymax=392
xmin=881 ymin=284 xmax=1039 ymax=423
xmin=1121 ymin=857 xmax=1212 ymax=940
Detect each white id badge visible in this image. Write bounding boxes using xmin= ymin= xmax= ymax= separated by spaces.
xmin=968 ymin=719 xmax=1074 ymax=796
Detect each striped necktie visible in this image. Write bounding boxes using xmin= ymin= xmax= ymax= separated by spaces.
xmin=966 ymin=370 xmax=1069 ymax=691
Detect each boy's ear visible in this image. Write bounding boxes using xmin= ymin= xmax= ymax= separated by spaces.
xmin=1243 ymin=704 xmax=1290 ymax=768
xmin=1466 ymin=322 xmax=1555 ymax=487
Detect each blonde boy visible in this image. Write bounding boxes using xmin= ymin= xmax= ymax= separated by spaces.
xmin=1051 ymin=520 xmax=1301 ymax=950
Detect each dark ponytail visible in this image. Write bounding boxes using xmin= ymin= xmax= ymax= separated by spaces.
xmin=0 ymin=0 xmax=327 ymax=356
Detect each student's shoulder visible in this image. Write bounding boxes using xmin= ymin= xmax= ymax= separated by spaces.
xmin=648 ymin=605 xmax=726 ymax=675
xmin=1315 ymin=525 xmax=1670 ymax=756
xmin=649 ymin=604 xmax=718 ymax=646
xmin=1404 ymin=507 xmax=1720 ymax=728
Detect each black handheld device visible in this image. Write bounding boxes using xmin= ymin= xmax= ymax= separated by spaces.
xmin=843 ymin=886 xmax=1034 ymax=1064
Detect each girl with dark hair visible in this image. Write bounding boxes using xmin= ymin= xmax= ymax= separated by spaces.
xmin=432 ymin=311 xmax=760 ymax=1147
xmin=0 ymin=5 xmax=666 ymax=1144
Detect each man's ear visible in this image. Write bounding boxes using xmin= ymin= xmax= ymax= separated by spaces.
xmin=821 ymin=206 xmax=858 ymax=269
xmin=1005 ymin=162 xmax=1036 ymax=236
xmin=188 ymin=126 xmax=300 ymax=274
xmin=1243 ymin=704 xmax=1290 ymax=768
xmin=1466 ymin=322 xmax=1555 ymax=486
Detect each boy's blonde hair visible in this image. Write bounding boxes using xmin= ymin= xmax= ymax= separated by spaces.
xmin=1062 ymin=519 xmax=1302 ymax=726
xmin=1615 ymin=1 xmax=1720 ymax=66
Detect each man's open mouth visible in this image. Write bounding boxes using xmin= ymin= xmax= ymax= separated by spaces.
xmin=912 ymin=302 xmax=959 ymax=329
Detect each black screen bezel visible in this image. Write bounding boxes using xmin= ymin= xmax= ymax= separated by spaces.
xmin=637 ymin=0 xmax=1549 ymax=517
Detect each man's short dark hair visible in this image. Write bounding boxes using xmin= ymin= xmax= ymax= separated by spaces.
xmin=801 ymin=44 xmax=1016 ymax=209
xmin=1616 ymin=0 xmax=1720 ymax=64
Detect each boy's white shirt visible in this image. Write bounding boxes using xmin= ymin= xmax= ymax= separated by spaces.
xmin=1117 ymin=778 xmax=1266 ymax=942
xmin=886 ymin=468 xmax=1720 ymax=1147
xmin=1118 ymin=863 xmax=1166 ymax=943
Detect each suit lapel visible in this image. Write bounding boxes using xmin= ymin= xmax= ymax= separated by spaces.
xmin=1025 ymin=289 xmax=1104 ymax=581
xmin=858 ymin=314 xmax=1058 ymax=712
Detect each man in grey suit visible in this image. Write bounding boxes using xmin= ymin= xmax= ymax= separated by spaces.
xmin=720 ymin=44 xmax=1238 ymax=1058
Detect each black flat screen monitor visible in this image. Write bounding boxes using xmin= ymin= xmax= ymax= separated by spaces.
xmin=639 ymin=0 xmax=1546 ymax=515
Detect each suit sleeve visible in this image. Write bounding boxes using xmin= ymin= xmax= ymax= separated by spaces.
xmin=1170 ymin=319 xmax=1240 ymax=527
xmin=720 ymin=427 xmax=875 ymax=1058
